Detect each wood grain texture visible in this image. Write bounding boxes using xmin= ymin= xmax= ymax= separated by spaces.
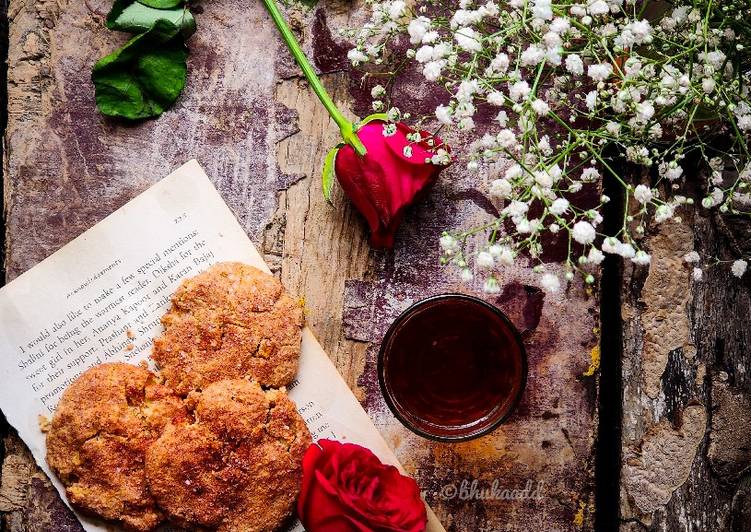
xmin=619 ymin=181 xmax=751 ymax=531
xmin=1 ymin=0 xmax=599 ymax=530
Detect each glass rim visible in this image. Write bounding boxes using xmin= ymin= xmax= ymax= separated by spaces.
xmin=377 ymin=292 xmax=528 ymax=443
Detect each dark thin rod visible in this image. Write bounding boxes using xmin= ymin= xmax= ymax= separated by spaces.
xmin=595 ymin=162 xmax=625 ymax=530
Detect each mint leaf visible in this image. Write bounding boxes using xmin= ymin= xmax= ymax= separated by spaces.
xmin=136 ymin=0 xmax=183 ymax=8
xmin=107 ymin=0 xmax=196 ymax=37
xmin=92 ymin=19 xmax=189 ymax=120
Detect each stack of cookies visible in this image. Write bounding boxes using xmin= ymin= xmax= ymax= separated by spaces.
xmin=45 ymin=263 xmax=312 ymax=532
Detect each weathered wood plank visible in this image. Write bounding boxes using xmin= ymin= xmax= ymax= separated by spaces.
xmin=277 ymin=7 xmax=601 ymax=530
xmin=2 ymin=0 xmax=297 ymax=526
xmin=620 ymin=182 xmax=751 ymax=530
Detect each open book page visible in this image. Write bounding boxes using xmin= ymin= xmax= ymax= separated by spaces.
xmin=0 ymin=160 xmax=444 ymax=532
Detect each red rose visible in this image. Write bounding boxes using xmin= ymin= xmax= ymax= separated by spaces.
xmin=260 ymin=0 xmax=449 ymax=248
xmin=297 ymin=439 xmax=427 ymax=532
xmin=333 ymin=120 xmax=450 ymax=248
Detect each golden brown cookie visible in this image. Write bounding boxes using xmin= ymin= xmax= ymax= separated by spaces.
xmin=145 ymin=379 xmax=311 ymax=532
xmin=152 ymin=262 xmax=304 ymax=394
xmin=46 ymin=363 xmax=188 ymax=531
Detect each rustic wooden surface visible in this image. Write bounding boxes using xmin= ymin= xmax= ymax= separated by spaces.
xmin=0 ymin=0 xmax=602 ymax=530
xmin=619 ymin=184 xmax=751 ymax=531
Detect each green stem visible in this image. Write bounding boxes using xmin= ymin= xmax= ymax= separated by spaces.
xmin=261 ymin=0 xmax=366 ymax=156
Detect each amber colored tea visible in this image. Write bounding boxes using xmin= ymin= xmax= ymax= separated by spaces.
xmin=378 ymin=294 xmax=526 ymax=441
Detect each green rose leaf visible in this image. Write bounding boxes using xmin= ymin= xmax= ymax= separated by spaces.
xmin=107 ymin=0 xmax=196 ymax=37
xmin=92 ymin=19 xmax=189 ymax=120
xmin=136 ymin=0 xmax=183 ymax=8
xmin=322 ymin=144 xmax=342 ymax=203
xmin=357 ymin=113 xmax=390 ymax=129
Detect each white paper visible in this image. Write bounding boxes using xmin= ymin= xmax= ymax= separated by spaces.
xmin=0 ymin=160 xmax=444 ymax=532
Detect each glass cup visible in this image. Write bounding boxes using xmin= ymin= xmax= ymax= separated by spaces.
xmin=378 ymin=293 xmax=527 ymax=442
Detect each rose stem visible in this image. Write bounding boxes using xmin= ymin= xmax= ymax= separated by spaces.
xmin=261 ymin=0 xmax=367 ymax=156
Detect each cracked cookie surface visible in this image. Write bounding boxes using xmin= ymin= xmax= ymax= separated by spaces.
xmin=46 ymin=363 xmax=188 ymax=531
xmin=152 ymin=262 xmax=304 ymax=394
xmin=145 ymin=379 xmax=311 ymax=531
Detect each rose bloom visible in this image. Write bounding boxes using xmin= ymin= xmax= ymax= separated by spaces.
xmin=335 ymin=120 xmax=449 ymax=247
xmin=297 ymin=439 xmax=427 ymax=532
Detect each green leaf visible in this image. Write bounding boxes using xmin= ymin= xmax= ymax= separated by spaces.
xmin=322 ymin=145 xmax=342 ymax=203
xmin=107 ymin=0 xmax=196 ymax=37
xmin=136 ymin=0 xmax=183 ymax=8
xmin=356 ymin=113 xmax=390 ymax=129
xmin=92 ymin=19 xmax=189 ymax=120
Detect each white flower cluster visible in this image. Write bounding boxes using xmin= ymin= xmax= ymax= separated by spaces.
xmin=684 ymin=252 xmax=748 ymax=282
xmin=348 ymin=0 xmax=751 ymax=291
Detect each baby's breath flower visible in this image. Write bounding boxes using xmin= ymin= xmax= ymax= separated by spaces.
xmin=494 ymin=246 xmax=515 ymax=266
xmin=633 ymin=185 xmax=653 ymax=204
xmin=618 ymin=243 xmax=636 ymax=259
xmin=371 ymin=85 xmax=386 ymax=98
xmin=435 ymin=105 xmax=452 ymax=125
xmin=483 ymin=277 xmax=501 ymax=294
xmin=423 ymin=61 xmax=444 ymax=81
xmin=635 ymin=101 xmax=655 ymax=123
xmin=587 ymin=0 xmax=610 ymax=16
xmin=588 ymin=247 xmax=605 ymax=265
xmin=731 ymin=259 xmax=748 ymax=278
xmin=455 ymin=27 xmax=482 ymax=52
xmin=489 ymin=178 xmax=513 ymax=199
xmin=684 ymin=251 xmax=700 ymax=263
xmin=654 ymin=204 xmax=675 ymax=223
xmin=496 ymin=129 xmax=517 ymax=148
xmin=531 ymin=99 xmax=550 ymax=116
xmin=606 ymin=122 xmax=621 ymax=136
xmin=487 ymin=91 xmax=505 ymax=106
xmin=430 ymin=149 xmax=451 ymax=165
xmin=550 ymin=17 xmax=570 ymax=34
xmin=602 ymin=237 xmax=621 ymax=254
xmin=407 ymin=17 xmax=430 ymax=45
xmin=585 ymin=91 xmax=598 ymax=111
xmin=477 ymin=251 xmax=495 ymax=269
xmin=521 ymin=44 xmax=546 ymax=66
xmin=540 ymin=273 xmax=561 ymax=293
xmin=508 ymin=80 xmax=531 ymax=102
xmin=549 ymin=198 xmax=570 ymax=215
xmin=351 ymin=0 xmax=751 ymax=287
xmin=565 ymin=54 xmax=584 ymax=75
xmin=347 ymin=48 xmax=368 ymax=64
xmin=382 ymin=123 xmax=397 ymax=137
xmin=490 ymin=52 xmax=510 ymax=73
xmin=581 ymin=167 xmax=600 ymax=182
xmin=572 ymin=220 xmax=597 ymax=244
xmin=388 ymin=1 xmax=405 ymax=20
xmin=632 ymin=250 xmax=652 ymax=266
xmin=588 ymin=63 xmax=613 ymax=82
